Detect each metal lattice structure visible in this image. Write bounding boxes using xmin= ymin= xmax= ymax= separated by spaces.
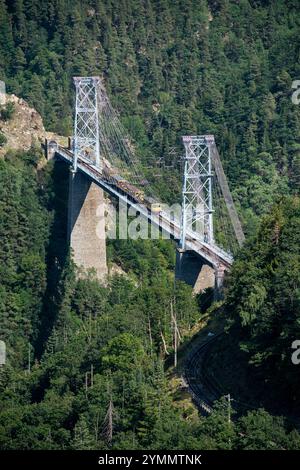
xmin=53 ymin=75 xmax=241 ymax=273
xmin=180 ymin=135 xmax=214 ymax=249
xmin=73 ymin=77 xmax=101 ymax=171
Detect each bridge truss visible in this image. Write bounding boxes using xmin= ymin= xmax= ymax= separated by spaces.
xmin=181 ymin=135 xmax=214 ymax=250
xmin=73 ymin=76 xmax=101 ymax=171
xmin=52 ymin=75 xmax=244 ymax=271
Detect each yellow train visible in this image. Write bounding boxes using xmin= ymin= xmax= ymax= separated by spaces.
xmin=102 ymin=165 xmax=164 ymax=215
xmin=102 ymin=166 xmax=145 ymax=204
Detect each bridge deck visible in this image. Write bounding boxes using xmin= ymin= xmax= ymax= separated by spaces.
xmin=54 ymin=145 xmax=233 ymax=269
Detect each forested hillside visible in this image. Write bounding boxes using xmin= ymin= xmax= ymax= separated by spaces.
xmin=1 ymin=0 xmax=300 ymax=227
xmin=0 ymin=0 xmax=300 ymax=451
xmin=0 ymin=150 xmax=299 ymax=450
xmin=225 ymin=195 xmax=300 ymax=408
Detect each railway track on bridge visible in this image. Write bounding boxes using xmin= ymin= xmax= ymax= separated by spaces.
xmin=53 ymin=144 xmax=233 ymax=270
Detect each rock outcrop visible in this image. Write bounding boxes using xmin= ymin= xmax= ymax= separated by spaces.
xmin=0 ymin=93 xmax=67 ymax=157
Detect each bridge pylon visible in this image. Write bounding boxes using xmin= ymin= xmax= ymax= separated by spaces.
xmin=68 ymin=77 xmax=107 ymax=281
xmin=178 ymin=135 xmax=217 ymax=294
xmin=73 ymin=76 xmax=101 ymax=172
xmin=180 ymin=135 xmax=214 ymax=250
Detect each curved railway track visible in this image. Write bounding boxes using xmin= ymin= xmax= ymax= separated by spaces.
xmin=184 ymin=333 xmax=259 ymax=416
xmin=184 ymin=334 xmax=223 ymax=414
xmin=184 ymin=334 xmax=300 ymax=429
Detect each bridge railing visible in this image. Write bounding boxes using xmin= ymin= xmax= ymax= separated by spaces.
xmin=55 ymin=144 xmax=233 ymax=268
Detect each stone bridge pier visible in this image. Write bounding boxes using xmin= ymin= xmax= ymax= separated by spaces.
xmin=175 ymin=248 xmax=224 ymax=296
xmin=67 ymin=170 xmax=107 ymax=281
xmin=46 ymin=139 xmax=107 ymax=282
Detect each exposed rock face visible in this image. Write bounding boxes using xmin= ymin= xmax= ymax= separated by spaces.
xmin=0 ymin=93 xmax=66 ymax=157
xmin=108 ymin=263 xmax=128 ymax=278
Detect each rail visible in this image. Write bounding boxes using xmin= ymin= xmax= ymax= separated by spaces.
xmin=54 ymin=145 xmax=233 ymax=269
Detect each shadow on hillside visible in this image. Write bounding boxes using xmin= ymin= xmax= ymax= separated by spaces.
xmin=35 ymin=159 xmax=70 ymax=358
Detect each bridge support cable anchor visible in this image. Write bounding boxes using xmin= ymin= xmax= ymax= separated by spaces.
xmin=210 ymin=144 xmax=245 ymax=247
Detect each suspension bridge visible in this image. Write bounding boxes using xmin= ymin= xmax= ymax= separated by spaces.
xmin=46 ymin=76 xmax=244 ymax=291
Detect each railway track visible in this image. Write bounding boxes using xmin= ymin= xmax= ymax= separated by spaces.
xmin=184 ymin=333 xmax=223 ymax=414
xmin=184 ymin=334 xmax=300 ymax=429
xmin=184 ymin=333 xmax=258 ymax=415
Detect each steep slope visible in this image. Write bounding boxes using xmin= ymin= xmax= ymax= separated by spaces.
xmin=0 ymin=0 xmax=299 ymax=231
xmin=0 ymin=93 xmax=66 ymax=157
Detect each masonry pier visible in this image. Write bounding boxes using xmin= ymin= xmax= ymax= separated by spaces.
xmin=67 ymin=170 xmax=107 ymax=281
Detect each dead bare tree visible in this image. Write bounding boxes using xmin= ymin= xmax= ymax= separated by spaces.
xmin=101 ymin=400 xmax=115 ymax=445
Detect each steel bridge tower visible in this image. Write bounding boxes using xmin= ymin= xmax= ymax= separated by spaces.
xmin=68 ymin=76 xmax=107 ymax=281
xmin=73 ymin=76 xmax=101 ymax=172
xmin=180 ymin=135 xmax=214 ymax=249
